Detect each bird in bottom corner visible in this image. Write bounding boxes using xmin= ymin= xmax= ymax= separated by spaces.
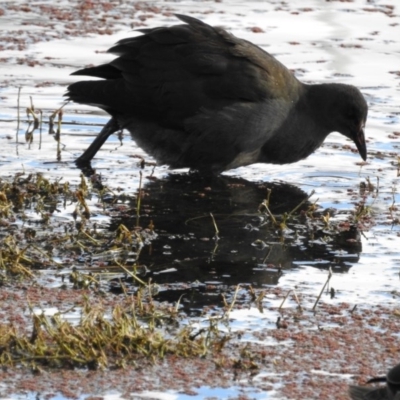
xmin=349 ymin=363 xmax=400 ymax=400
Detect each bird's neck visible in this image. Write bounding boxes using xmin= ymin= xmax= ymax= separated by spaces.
xmin=259 ymin=84 xmax=334 ymax=164
xmin=302 ymin=83 xmax=347 ymax=132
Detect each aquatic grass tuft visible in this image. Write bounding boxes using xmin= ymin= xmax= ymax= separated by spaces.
xmin=0 ymin=294 xmax=231 ymax=369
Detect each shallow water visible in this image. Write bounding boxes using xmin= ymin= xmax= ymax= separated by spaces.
xmin=1 ymin=0 xmax=400 ymax=399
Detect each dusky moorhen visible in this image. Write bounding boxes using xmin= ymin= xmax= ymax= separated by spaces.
xmin=67 ymin=14 xmax=368 ymax=173
xmin=349 ymin=363 xmax=400 ymax=400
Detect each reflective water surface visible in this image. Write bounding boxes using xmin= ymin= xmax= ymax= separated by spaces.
xmin=1 ymin=0 xmax=400 ymax=399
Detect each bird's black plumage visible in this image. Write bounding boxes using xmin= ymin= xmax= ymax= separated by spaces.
xmin=349 ymin=363 xmax=400 ymax=400
xmin=67 ymin=14 xmax=368 ymax=173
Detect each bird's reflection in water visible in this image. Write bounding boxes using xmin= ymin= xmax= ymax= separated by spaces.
xmin=109 ymin=173 xmax=362 ymax=313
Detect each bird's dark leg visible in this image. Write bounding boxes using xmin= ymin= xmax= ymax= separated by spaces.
xmin=75 ymin=117 xmax=121 ymax=167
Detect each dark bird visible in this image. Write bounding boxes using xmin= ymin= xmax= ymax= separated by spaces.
xmin=67 ymin=14 xmax=368 ymax=174
xmin=349 ymin=363 xmax=400 ymax=400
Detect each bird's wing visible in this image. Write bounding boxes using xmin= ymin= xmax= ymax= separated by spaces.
xmin=349 ymin=385 xmax=391 ymax=400
xmin=68 ymin=14 xmax=300 ymax=127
